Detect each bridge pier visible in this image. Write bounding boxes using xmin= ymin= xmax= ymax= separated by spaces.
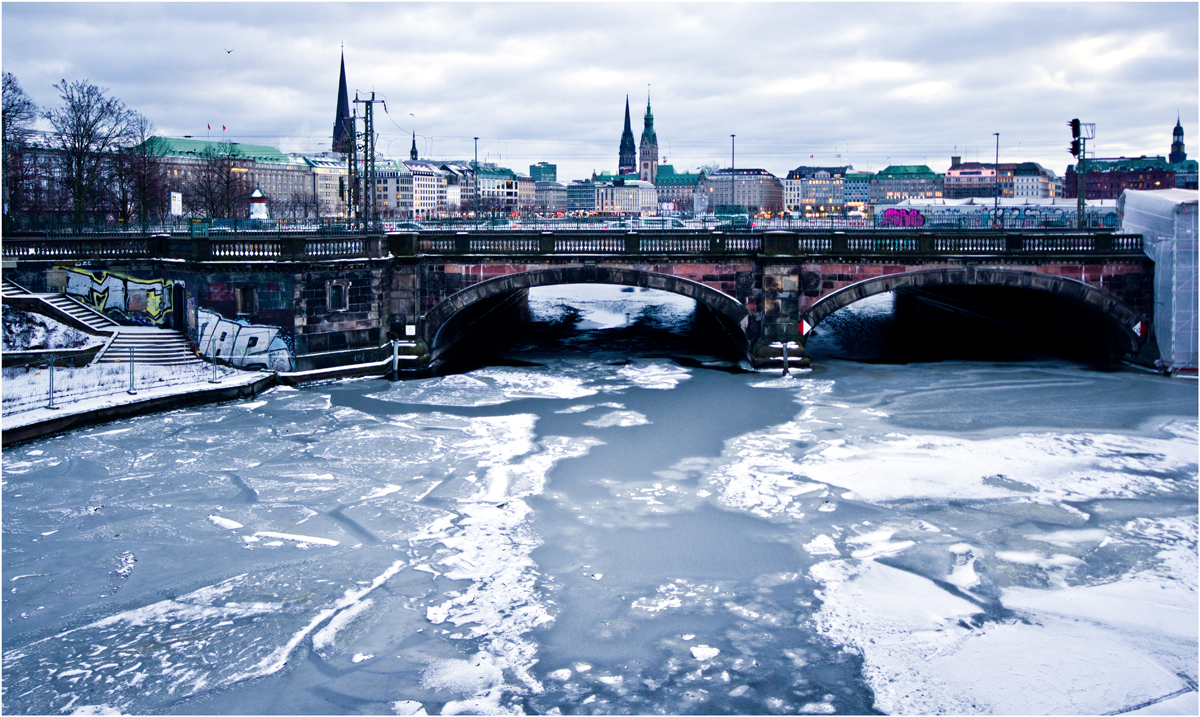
xmin=750 ymin=321 xmax=810 ymax=370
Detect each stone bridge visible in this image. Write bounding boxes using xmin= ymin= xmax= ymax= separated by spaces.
xmin=397 ymin=230 xmax=1152 ymax=367
xmin=1 ymin=229 xmax=1154 ymax=371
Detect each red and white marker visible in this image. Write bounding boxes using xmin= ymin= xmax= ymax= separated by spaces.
xmin=800 ymin=320 xmax=813 ymax=336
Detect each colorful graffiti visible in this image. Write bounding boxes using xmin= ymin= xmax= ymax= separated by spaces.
xmin=880 ymin=205 xmax=1121 ymax=230
xmin=197 ymin=307 xmax=294 ymax=372
xmin=62 ymin=268 xmax=175 ymax=325
xmin=880 ymin=208 xmax=925 ymax=228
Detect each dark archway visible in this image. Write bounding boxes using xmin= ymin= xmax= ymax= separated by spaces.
xmin=424 ymin=266 xmax=751 ymax=358
xmin=802 ymin=267 xmax=1144 ymax=354
xmin=172 ymin=283 xmax=186 ymax=331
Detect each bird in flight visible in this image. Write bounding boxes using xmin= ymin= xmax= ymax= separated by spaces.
xmin=223 ymin=48 xmax=233 ymax=54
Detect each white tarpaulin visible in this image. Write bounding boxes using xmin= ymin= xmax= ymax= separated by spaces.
xmin=1119 ymin=189 xmax=1199 ymax=373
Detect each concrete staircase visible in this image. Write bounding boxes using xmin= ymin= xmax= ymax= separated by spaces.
xmin=95 ymin=326 xmax=204 ymax=367
xmin=37 ymin=294 xmax=122 ymax=331
xmin=3 ymin=278 xmax=205 ymax=368
xmin=2 ymin=277 xmax=32 ymax=297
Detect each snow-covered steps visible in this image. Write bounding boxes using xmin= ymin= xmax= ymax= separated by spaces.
xmin=2 ymin=277 xmax=32 ymax=297
xmin=95 ymin=326 xmax=204 ymax=367
xmin=35 ymin=294 xmax=120 ymax=331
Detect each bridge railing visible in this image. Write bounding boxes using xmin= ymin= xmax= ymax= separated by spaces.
xmin=4 ymin=209 xmax=1123 ymax=237
xmin=2 ymin=229 xmax=1142 ymax=262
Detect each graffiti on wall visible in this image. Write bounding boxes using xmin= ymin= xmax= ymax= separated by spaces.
xmin=880 ymin=205 xmax=1120 ymax=229
xmin=198 ymin=307 xmax=294 ymax=372
xmin=880 ymin=208 xmax=925 ymax=227
xmin=63 ymin=268 xmax=176 ymax=325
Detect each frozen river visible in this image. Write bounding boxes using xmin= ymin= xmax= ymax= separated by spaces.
xmin=3 ymin=286 xmax=1197 ymax=715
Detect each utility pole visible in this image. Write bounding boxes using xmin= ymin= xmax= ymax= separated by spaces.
xmin=344 ymin=104 xmax=359 ymax=224
xmin=1068 ymin=118 xmax=1095 ymax=230
xmin=353 ymin=92 xmax=384 ymax=232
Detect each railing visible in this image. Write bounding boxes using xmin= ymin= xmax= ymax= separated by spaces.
xmin=5 ymin=208 xmax=1127 ymax=238
xmin=307 ymin=237 xmax=366 ymax=258
xmin=934 ymin=237 xmax=1007 ymax=252
xmin=847 ymin=237 xmax=919 ymax=252
xmin=554 ymin=238 xmax=624 ymax=253
xmin=2 ymin=236 xmax=156 ymax=259
xmin=210 ymin=239 xmax=282 ymax=259
xmin=2 ymin=229 xmax=1143 ymax=261
xmin=471 ymin=238 xmax=540 ymax=253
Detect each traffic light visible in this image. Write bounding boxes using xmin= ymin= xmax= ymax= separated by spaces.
xmin=1068 ymin=119 xmax=1082 ymax=156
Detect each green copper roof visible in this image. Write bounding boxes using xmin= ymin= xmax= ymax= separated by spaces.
xmin=654 ymin=165 xmax=703 ymax=186
xmin=1077 ymin=156 xmax=1173 ymax=173
xmin=876 ymin=165 xmax=938 ymax=179
xmin=593 ymin=171 xmax=640 ymax=182
xmin=476 ymin=166 xmax=517 ymax=179
xmin=148 ymin=137 xmax=291 ymax=163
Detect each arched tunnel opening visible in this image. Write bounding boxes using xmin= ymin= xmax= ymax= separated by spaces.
xmin=806 ymin=285 xmax=1138 ymax=366
xmin=429 ymin=284 xmax=747 ymax=375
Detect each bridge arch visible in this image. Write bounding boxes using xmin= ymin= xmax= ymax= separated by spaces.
xmin=424 ymin=265 xmax=751 ymax=355
xmin=801 ymin=267 xmax=1144 ymax=353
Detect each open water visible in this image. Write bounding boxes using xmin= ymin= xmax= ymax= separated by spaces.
xmin=2 ymin=286 xmax=1196 ymax=715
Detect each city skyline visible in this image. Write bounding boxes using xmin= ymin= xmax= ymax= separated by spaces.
xmin=2 ymin=2 xmax=1197 ymax=181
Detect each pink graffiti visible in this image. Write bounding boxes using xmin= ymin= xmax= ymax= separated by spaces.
xmin=880 ymin=208 xmax=925 ymax=228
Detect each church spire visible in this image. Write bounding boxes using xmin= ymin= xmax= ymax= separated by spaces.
xmin=638 ymin=88 xmax=659 ymax=184
xmin=410 ymin=131 xmax=418 ymax=161
xmin=332 ymin=50 xmax=352 ymax=154
xmin=618 ymin=95 xmax=637 ymax=175
xmin=1170 ymin=116 xmax=1187 ymax=164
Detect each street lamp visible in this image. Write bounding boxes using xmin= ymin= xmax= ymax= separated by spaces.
xmin=474 ymin=136 xmax=479 ymax=229
xmin=730 ymin=134 xmax=736 ymax=215
xmin=993 ymin=132 xmax=1000 ymax=216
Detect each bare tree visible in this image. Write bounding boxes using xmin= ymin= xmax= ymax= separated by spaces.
xmin=3 ymin=72 xmax=37 ymax=225
xmin=186 ymin=142 xmax=251 ymax=219
xmin=43 ymin=79 xmax=135 ymax=226
xmin=110 ymin=114 xmax=167 ymax=230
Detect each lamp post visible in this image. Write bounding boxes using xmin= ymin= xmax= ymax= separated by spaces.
xmin=474 ymin=136 xmax=479 ymax=229
xmin=730 ymin=134 xmax=736 ymax=214
xmin=993 ymin=132 xmax=1000 ymax=220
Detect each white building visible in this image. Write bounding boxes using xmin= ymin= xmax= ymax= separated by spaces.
xmin=476 ymin=166 xmax=519 ymax=213
xmin=784 ymin=168 xmax=846 ymax=215
xmin=516 ymin=173 xmax=536 ymax=213
xmin=1013 ymin=163 xmax=1058 ymax=199
xmin=596 ymin=180 xmax=658 ymax=216
xmin=536 ymin=181 xmax=568 ymax=214
xmin=373 ymin=161 xmax=413 ymax=219
xmin=298 ymin=154 xmax=349 ymax=218
xmin=403 ymin=161 xmax=447 ymax=219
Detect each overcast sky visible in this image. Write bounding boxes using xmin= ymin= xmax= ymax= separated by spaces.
xmin=3 ymin=2 xmax=1197 ymax=181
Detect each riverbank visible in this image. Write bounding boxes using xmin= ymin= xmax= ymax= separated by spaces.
xmin=1 ymin=370 xmax=275 ymax=446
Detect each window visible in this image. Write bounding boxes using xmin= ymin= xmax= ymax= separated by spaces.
xmin=236 ymin=287 xmax=256 ymax=315
xmin=327 ymin=281 xmax=348 ymax=312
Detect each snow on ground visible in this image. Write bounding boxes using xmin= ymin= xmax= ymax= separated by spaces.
xmin=1 ymin=362 xmax=245 ymax=417
xmin=1 ymin=367 xmax=267 ymax=430
xmin=1 ymin=304 xmax=265 ymax=420
xmin=2 ymin=305 xmax=101 ymax=352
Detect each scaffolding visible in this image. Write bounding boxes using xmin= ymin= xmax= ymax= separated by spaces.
xmin=1120 ymin=189 xmax=1199 ymax=373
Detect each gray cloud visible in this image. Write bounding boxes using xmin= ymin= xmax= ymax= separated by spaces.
xmin=4 ymin=2 xmax=1195 ymax=180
